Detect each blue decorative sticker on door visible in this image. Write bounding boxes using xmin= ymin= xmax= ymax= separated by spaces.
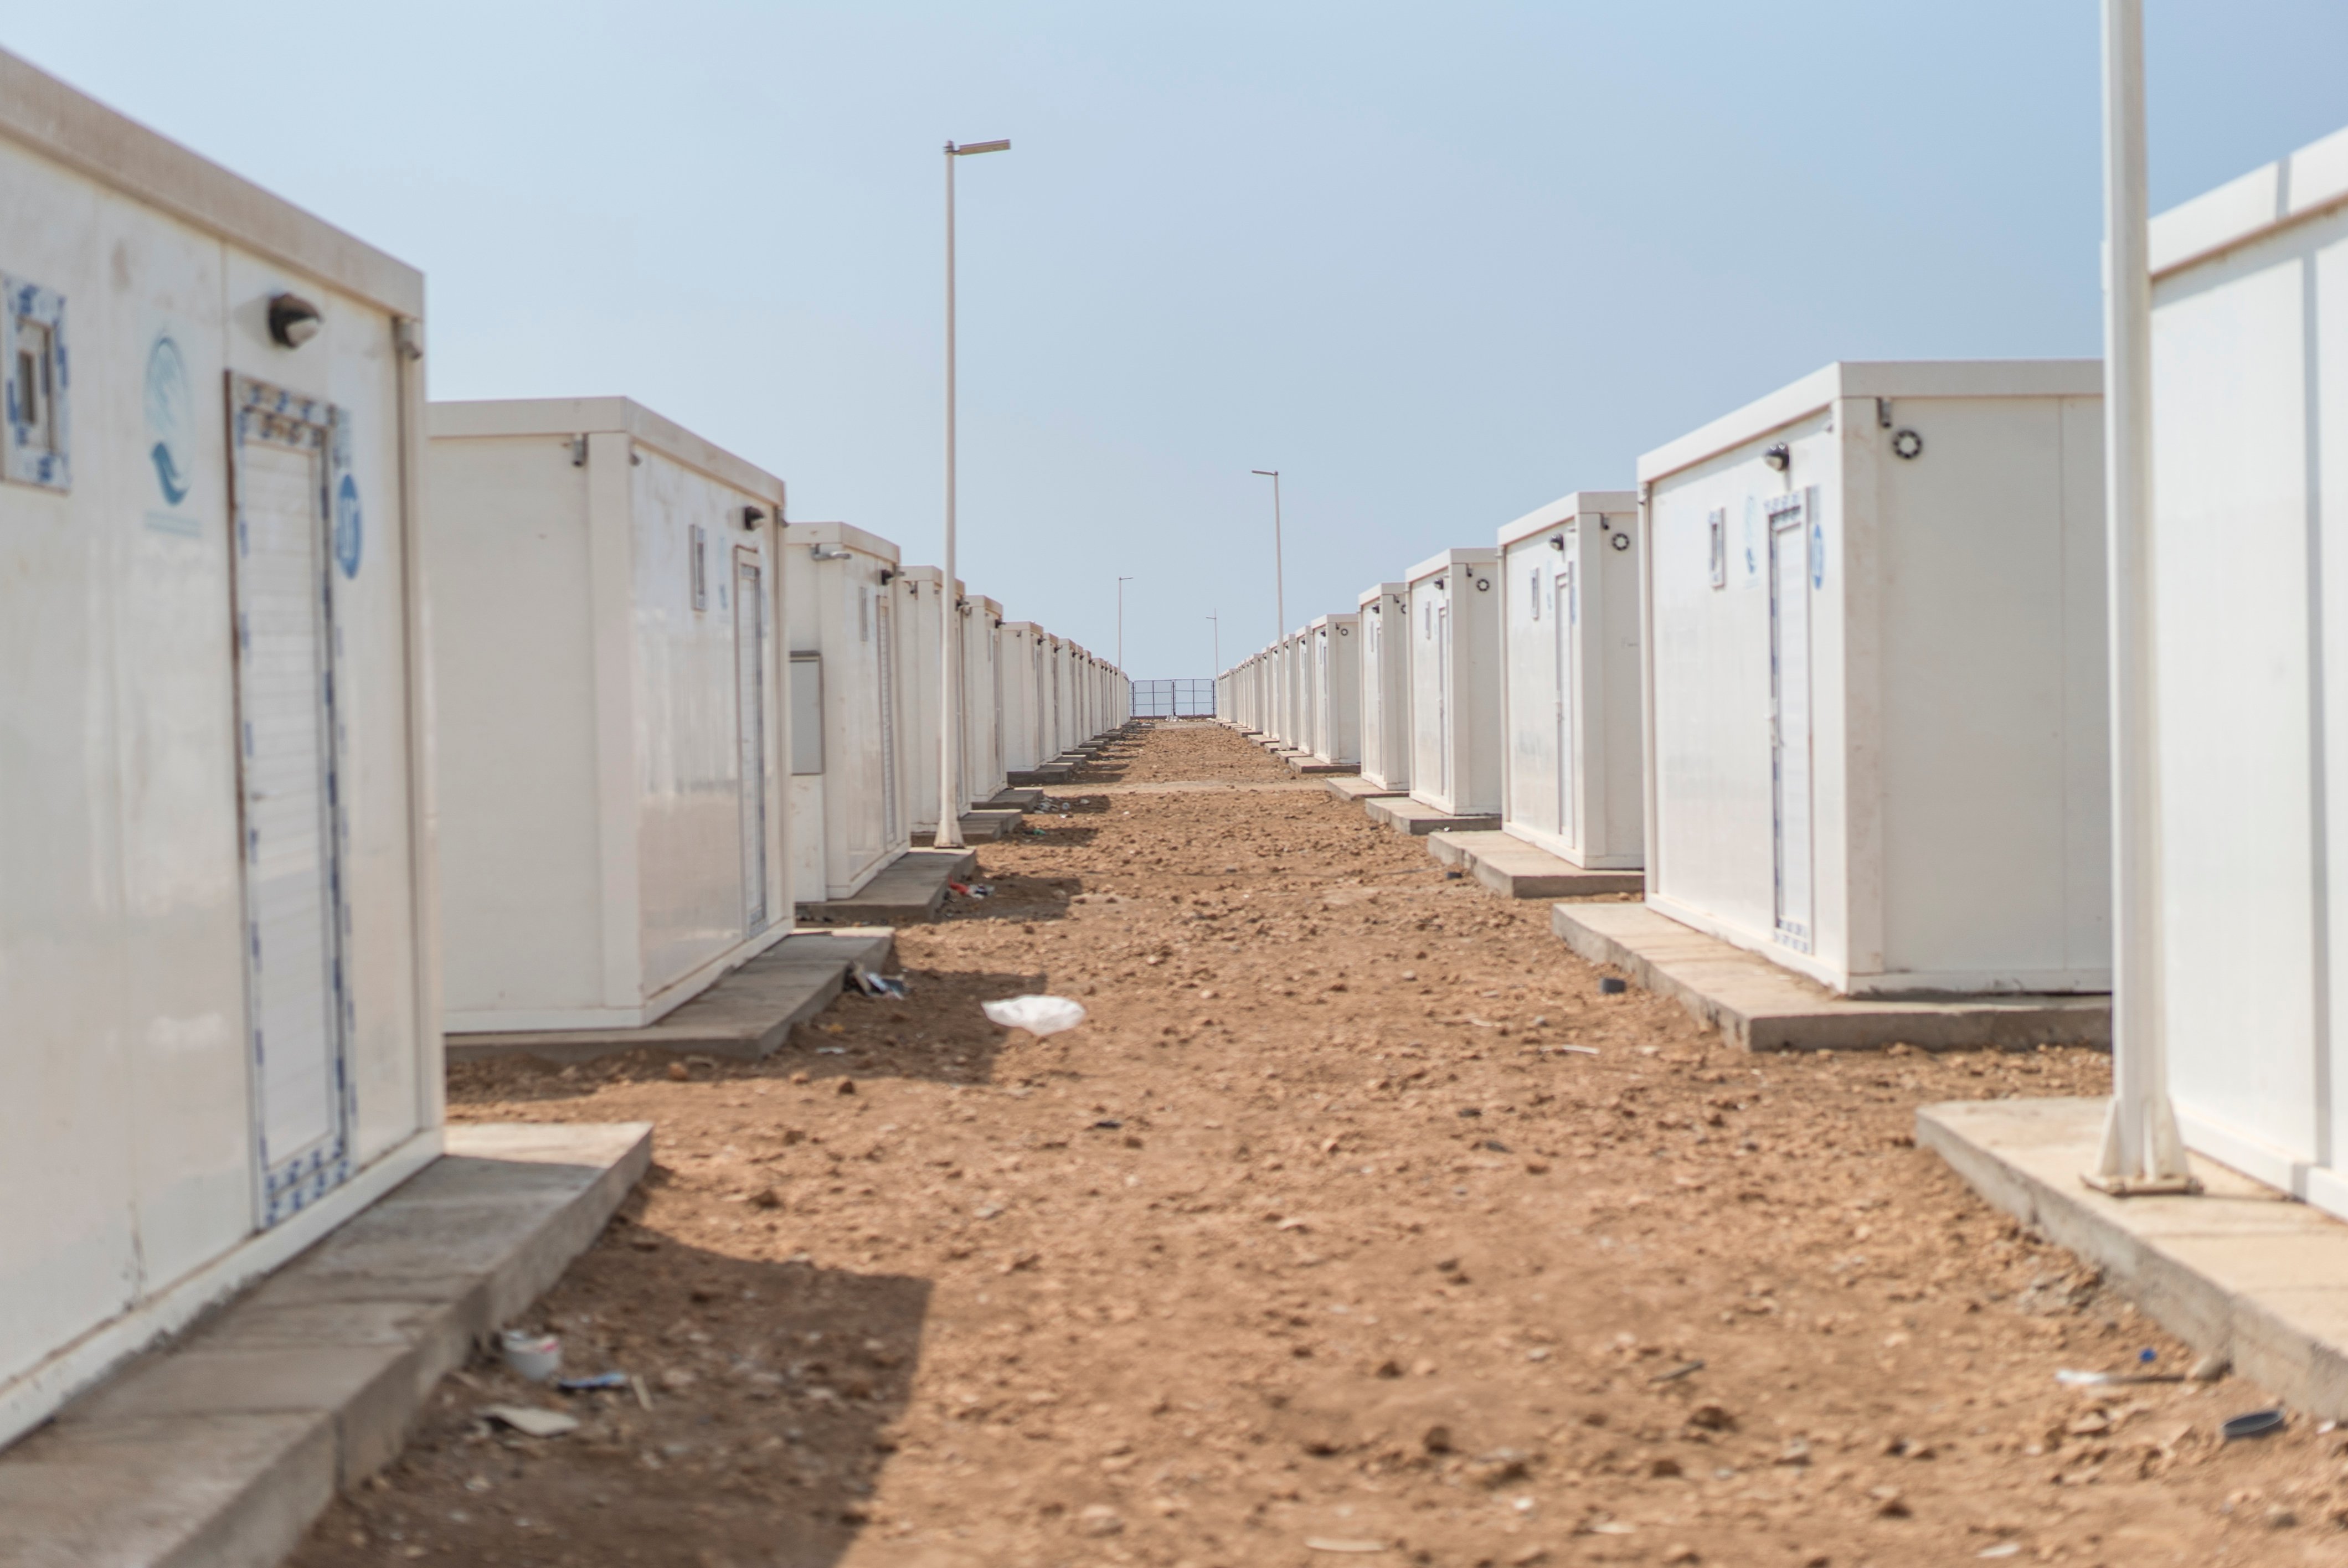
xmin=333 ymin=472 xmax=363 ymax=577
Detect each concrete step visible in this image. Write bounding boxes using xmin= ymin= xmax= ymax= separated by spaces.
xmin=1920 ymin=1096 xmax=2348 ymax=1420
xmin=1284 ymin=754 xmax=1357 ymax=776
xmin=1005 ymin=765 xmax=1074 ymax=787
xmin=0 ymin=1122 xmax=650 ymax=1568
xmin=1324 ymin=774 xmax=1409 ymax=803
xmin=988 ymin=787 xmax=1046 ymax=811
xmin=914 ymin=808 xmax=1022 ymax=846
xmin=447 ymin=929 xmax=897 ymax=1064
xmin=1425 ymin=829 xmax=1644 ymax=899
xmin=1363 ymin=795 xmax=1503 ymax=836
xmin=1549 ymin=900 xmax=2112 ymax=1053
xmin=798 ymin=847 xmax=979 ymax=927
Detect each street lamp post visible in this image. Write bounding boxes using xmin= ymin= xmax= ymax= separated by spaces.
xmin=2086 ymin=0 xmax=2196 ymax=1196
xmin=938 ymin=135 xmax=1010 ymax=853
xmin=1117 ymin=576 xmax=1133 ymax=673
xmin=1252 ymin=469 xmax=1284 ymax=645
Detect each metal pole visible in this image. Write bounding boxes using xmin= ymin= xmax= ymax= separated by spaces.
xmin=1253 ymin=469 xmax=1284 ymax=645
xmin=937 ymin=141 xmax=966 ymax=850
xmin=2087 ymin=0 xmax=2196 ymax=1196
xmin=1118 ymin=576 xmax=1132 ymax=672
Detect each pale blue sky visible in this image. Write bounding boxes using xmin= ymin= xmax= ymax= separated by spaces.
xmin=6 ymin=3 xmax=2346 ymax=678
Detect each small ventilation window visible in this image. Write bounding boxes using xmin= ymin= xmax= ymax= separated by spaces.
xmin=4 ymin=277 xmax=69 ymax=491
xmin=689 ymin=524 xmax=708 ymax=611
xmin=1708 ymin=508 xmax=1728 ymax=590
xmin=1530 ymin=567 xmax=1543 ymax=621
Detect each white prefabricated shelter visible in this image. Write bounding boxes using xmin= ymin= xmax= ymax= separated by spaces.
xmin=2139 ymin=124 xmax=2348 ymax=1207
xmin=783 ymin=522 xmax=909 ymax=901
xmin=1639 ymin=359 xmax=2108 ymax=997
xmin=889 ymin=565 xmax=948 ymax=835
xmin=1283 ymin=628 xmax=1314 ymax=751
xmin=962 ymin=594 xmax=1006 ymax=804
xmin=1001 ymin=620 xmax=1044 ymax=772
xmin=1405 ymin=549 xmax=1503 ymax=818
xmin=1497 ymin=492 xmax=1643 ymax=868
xmin=0 ymin=50 xmax=439 ymax=1446
xmin=1310 ymin=613 xmax=1361 ymax=766
xmin=430 ymin=399 xmax=788 ymax=1031
xmin=1358 ymin=582 xmax=1411 ymax=790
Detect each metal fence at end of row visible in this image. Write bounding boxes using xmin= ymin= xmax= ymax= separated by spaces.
xmin=1131 ymin=678 xmax=1216 ymax=719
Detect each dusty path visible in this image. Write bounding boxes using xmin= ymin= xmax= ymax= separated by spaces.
xmin=296 ymin=724 xmax=2345 ymax=1568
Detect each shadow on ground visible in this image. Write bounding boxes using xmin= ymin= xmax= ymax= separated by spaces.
xmin=291 ymin=1220 xmax=933 ymax=1568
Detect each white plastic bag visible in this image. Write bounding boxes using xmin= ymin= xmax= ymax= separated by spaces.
xmin=981 ymin=994 xmax=1088 ymax=1038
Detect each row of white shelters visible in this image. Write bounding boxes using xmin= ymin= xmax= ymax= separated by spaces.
xmin=1227 ymin=355 xmax=2110 ymax=1007
xmin=1 ymin=50 xmax=442 ymax=1446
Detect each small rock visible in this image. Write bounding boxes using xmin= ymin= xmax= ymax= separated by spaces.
xmin=749 ymin=1187 xmax=782 ymax=1210
xmin=1870 ymin=1486 xmax=1909 ymax=1518
xmin=837 ymin=1078 xmax=856 ymax=1096
xmin=1687 ymin=1403 xmax=1736 ymax=1432
xmin=1077 ymin=1504 xmax=1124 ymax=1538
xmin=2190 ymin=1352 xmax=2230 ymax=1381
xmin=1373 ymin=1359 xmax=1403 ymax=1379
xmin=1647 ymin=1455 xmax=1682 ymax=1478
xmin=2266 ymin=1505 xmax=2299 ymax=1529
xmin=1663 ymin=1548 xmax=1700 ymax=1566
xmin=667 ymin=1062 xmax=691 ymax=1081
xmin=1422 ymin=1424 xmax=1454 ymax=1454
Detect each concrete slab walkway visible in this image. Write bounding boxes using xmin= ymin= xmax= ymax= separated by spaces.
xmin=0 ymin=1122 xmax=650 ymax=1568
xmin=1323 ymin=775 xmax=1408 ymax=804
xmin=1920 ymin=1096 xmax=2348 ymax=1417
xmin=1426 ymin=829 xmax=1644 ymax=899
xmin=797 ymin=847 xmax=978 ymax=926
xmin=1549 ymin=900 xmax=2111 ymax=1052
xmin=447 ymin=929 xmax=896 ymax=1065
xmin=1363 ymin=795 xmax=1502 ymax=835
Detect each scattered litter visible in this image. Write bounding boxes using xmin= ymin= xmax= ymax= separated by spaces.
xmin=481 ymin=1404 xmax=579 ymax=1438
xmin=2221 ymin=1409 xmax=2286 ymax=1442
xmin=630 ymin=1374 xmax=654 ymax=1411
xmin=1976 ymin=1546 xmax=2021 ymax=1560
xmin=816 ymin=1046 xmax=846 ymax=1055
xmin=2190 ymin=1352 xmax=2231 ymax=1381
xmin=1091 ymin=1118 xmax=1124 ymax=1130
xmin=1551 ymin=1045 xmax=1600 ymax=1057
xmin=982 ymin=994 xmax=1088 ymax=1037
xmin=2056 ymin=1368 xmax=2182 ymax=1388
xmin=1304 ymin=1541 xmax=1389 ymax=1555
xmin=849 ymin=967 xmax=910 ymax=1000
xmin=1649 ymin=1359 xmax=1706 ymax=1384
xmin=555 ymin=1371 xmax=629 ymax=1394
xmin=947 ymin=881 xmax=995 ymax=899
xmin=499 ymin=1330 xmax=561 ymax=1383
xmin=1599 ymin=977 xmax=1629 ymax=995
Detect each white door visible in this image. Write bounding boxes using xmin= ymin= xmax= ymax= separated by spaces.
xmin=734 ymin=550 xmax=769 ymax=933
xmin=876 ymin=590 xmax=900 ymax=843
xmin=228 ymin=379 xmax=350 ymax=1226
xmin=1555 ymin=563 xmax=1577 ymax=848
xmin=1769 ymin=494 xmax=1814 ymax=951
xmin=1435 ymin=600 xmax=1451 ymax=802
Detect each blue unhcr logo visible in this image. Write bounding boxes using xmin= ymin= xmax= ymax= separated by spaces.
xmin=144 ymin=332 xmax=193 ymax=507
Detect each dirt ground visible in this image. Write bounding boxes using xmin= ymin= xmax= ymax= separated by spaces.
xmin=293 ymin=723 xmax=2348 ymax=1568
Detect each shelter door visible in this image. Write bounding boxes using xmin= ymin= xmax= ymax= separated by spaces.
xmin=877 ymin=591 xmax=900 ymax=843
xmin=1768 ymin=494 xmax=1814 ymax=952
xmin=1555 ymin=563 xmax=1577 ymax=848
xmin=228 ymin=378 xmax=351 ymax=1226
xmin=734 ymin=550 xmax=769 ymax=933
xmin=1435 ymin=601 xmax=1451 ymax=800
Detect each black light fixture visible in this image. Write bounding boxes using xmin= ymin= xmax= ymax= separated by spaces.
xmin=1763 ymin=442 xmax=1791 ymax=472
xmin=1548 ymin=533 xmax=1567 ymax=551
xmin=740 ymin=505 xmax=766 ymax=530
xmin=267 ymin=292 xmax=323 ymax=349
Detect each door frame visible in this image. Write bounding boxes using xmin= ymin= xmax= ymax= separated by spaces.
xmin=225 ymin=372 xmax=355 ymax=1227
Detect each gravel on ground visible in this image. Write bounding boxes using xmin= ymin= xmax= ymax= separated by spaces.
xmin=290 ymin=723 xmax=2348 ymax=1568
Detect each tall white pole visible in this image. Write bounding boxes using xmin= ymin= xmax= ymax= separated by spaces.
xmin=2088 ymin=0 xmax=2196 ymax=1195
xmin=1253 ymin=468 xmax=1284 ymax=644
xmin=938 ymin=140 xmax=966 ymax=850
